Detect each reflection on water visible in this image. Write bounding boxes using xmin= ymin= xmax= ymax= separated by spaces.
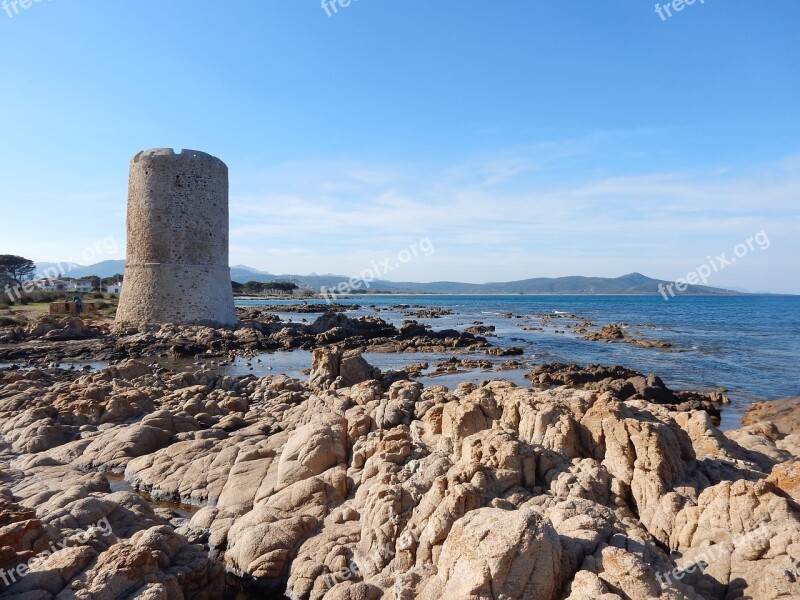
xmin=105 ymin=474 xmax=291 ymax=599
xmin=6 ymin=295 xmax=790 ymax=433
xmin=418 ymin=370 xmax=530 ymax=389
xmin=105 ymin=473 xmax=198 ymax=519
xmin=157 ymin=349 xmax=532 ymax=388
xmin=238 ymin=295 xmax=800 ymax=430
xmin=156 ymin=351 xmax=312 ymax=380
xmin=105 ymin=473 xmax=290 ymax=599
xmin=0 ymin=360 xmax=110 ymax=371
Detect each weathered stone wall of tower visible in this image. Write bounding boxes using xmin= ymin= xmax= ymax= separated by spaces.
xmin=116 ymin=148 xmax=238 ymax=327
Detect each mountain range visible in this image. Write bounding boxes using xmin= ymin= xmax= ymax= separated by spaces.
xmin=32 ymin=260 xmax=743 ymax=296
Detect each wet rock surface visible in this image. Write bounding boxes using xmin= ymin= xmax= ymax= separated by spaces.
xmin=514 ymin=313 xmax=677 ymax=351
xmin=0 ymin=308 xmax=490 ymax=367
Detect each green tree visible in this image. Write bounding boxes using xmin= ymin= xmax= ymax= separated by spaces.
xmin=268 ymin=280 xmax=299 ymax=294
xmin=243 ymin=281 xmax=265 ymax=294
xmin=0 ymin=255 xmax=36 ymax=287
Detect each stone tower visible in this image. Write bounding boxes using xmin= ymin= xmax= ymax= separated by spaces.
xmin=116 ymin=148 xmax=238 ymax=327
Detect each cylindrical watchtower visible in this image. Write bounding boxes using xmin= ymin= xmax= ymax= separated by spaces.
xmin=116 ymin=148 xmax=238 ymax=326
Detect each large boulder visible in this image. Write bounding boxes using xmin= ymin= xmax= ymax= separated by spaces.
xmin=308 ymin=348 xmax=379 ymax=391
xmin=418 ymin=508 xmax=564 ymax=600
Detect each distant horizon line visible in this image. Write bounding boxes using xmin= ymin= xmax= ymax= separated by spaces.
xmin=30 ymin=259 xmax=787 ymax=294
xmin=236 ymin=292 xmax=795 ymax=298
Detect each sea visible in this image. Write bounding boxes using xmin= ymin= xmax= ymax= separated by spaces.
xmin=237 ymin=294 xmax=799 ymax=430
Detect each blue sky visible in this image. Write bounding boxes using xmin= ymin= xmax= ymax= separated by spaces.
xmin=0 ymin=1 xmax=798 ymax=292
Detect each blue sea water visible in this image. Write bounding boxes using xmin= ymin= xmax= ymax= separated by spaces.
xmin=238 ymin=295 xmax=800 ymax=429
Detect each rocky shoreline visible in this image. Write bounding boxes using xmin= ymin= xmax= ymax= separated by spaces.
xmin=0 ymin=309 xmax=798 ymax=599
xmin=0 ymin=306 xmax=490 ymax=366
xmin=513 ymin=312 xmax=677 ymax=351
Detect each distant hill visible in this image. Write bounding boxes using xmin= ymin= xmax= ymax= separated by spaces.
xmin=34 ymin=260 xmax=124 ymax=279
xmin=33 ymin=261 xmax=742 ymax=296
xmin=391 ymin=272 xmax=738 ymax=295
xmin=330 ymin=272 xmax=739 ymax=295
xmin=230 ymin=265 xmax=274 ymax=283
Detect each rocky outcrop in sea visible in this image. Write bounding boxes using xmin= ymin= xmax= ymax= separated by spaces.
xmin=0 ymin=309 xmax=489 ymax=366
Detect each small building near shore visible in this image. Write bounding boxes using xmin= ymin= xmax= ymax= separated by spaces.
xmin=37 ymin=279 xmax=97 ymax=293
xmin=66 ymin=279 xmax=95 ymax=293
xmin=35 ymin=279 xmax=68 ymax=292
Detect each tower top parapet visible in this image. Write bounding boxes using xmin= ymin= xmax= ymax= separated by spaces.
xmin=132 ymin=148 xmax=224 ymax=163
